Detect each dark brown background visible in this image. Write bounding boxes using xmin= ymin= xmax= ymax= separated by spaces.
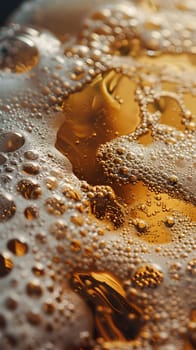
xmin=0 ymin=1 xmax=25 ymax=25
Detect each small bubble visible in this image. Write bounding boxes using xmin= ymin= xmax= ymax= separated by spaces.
xmin=43 ymin=301 xmax=55 ymax=315
xmin=22 ymin=163 xmax=40 ymax=175
xmin=70 ymin=240 xmax=82 ymax=252
xmin=26 ymin=280 xmax=43 ymax=298
xmin=132 ymin=264 xmax=164 ymax=289
xmin=0 ymin=193 xmax=16 ymax=222
xmin=24 ymin=206 xmax=39 ymax=220
xmin=16 ymin=179 xmax=42 ymax=199
xmin=32 ymin=264 xmax=45 ymax=277
xmin=26 ymin=311 xmax=41 ymax=325
xmin=45 ymin=177 xmax=58 ymax=190
xmin=0 ymin=314 xmax=6 ymax=329
xmin=164 ymin=216 xmax=175 ymax=227
xmin=5 ymin=297 xmax=18 ymax=311
xmin=0 ymin=253 xmax=14 ymax=278
xmin=0 ymin=153 xmax=7 ymax=165
xmin=133 ymin=218 xmax=149 ymax=233
xmin=24 ymin=150 xmax=39 ymax=160
xmin=45 ymin=197 xmax=67 ymax=216
xmin=50 ymin=221 xmax=67 ymax=240
xmin=187 ymin=259 xmax=196 ymax=276
xmin=7 ymin=239 xmax=28 ymax=256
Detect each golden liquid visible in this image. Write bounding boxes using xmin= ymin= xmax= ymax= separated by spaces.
xmin=71 ymin=271 xmax=144 ymax=341
xmin=56 ymin=50 xmax=195 ymax=345
xmin=56 ymin=70 xmax=140 ymax=184
xmin=56 ymin=62 xmax=196 ymax=242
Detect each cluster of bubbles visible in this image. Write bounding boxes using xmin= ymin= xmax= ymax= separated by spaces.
xmin=0 ymin=0 xmax=195 ymax=349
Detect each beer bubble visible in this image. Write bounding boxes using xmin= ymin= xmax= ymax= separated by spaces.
xmin=0 ymin=315 xmax=6 ymax=329
xmin=0 ymin=0 xmax=195 ymax=349
xmin=24 ymin=206 xmax=39 ymax=220
xmin=16 ymin=179 xmax=42 ymax=199
xmin=132 ymin=264 xmax=164 ymax=289
xmin=24 ymin=150 xmax=39 ymax=160
xmin=26 ymin=280 xmax=43 ymax=298
xmin=186 ymin=259 xmax=196 ymax=276
xmin=45 ymin=197 xmax=67 ymax=216
xmin=7 ymin=239 xmax=28 ymax=256
xmin=5 ymin=297 xmax=18 ymax=311
xmin=0 ymin=194 xmax=16 ymax=222
xmin=22 ymin=163 xmax=40 ymax=175
xmin=26 ymin=311 xmax=42 ymax=325
xmin=32 ymin=264 xmax=45 ymax=277
xmin=0 ymin=253 xmax=14 ymax=278
xmin=0 ymin=28 xmax=39 ymax=73
xmin=0 ymin=153 xmax=7 ymax=165
xmin=0 ymin=131 xmax=25 ymax=153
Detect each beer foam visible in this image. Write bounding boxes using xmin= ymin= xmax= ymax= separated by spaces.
xmin=0 ymin=1 xmax=195 ymax=349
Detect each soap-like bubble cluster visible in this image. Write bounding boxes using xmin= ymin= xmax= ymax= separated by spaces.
xmin=0 ymin=0 xmax=195 ymax=350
